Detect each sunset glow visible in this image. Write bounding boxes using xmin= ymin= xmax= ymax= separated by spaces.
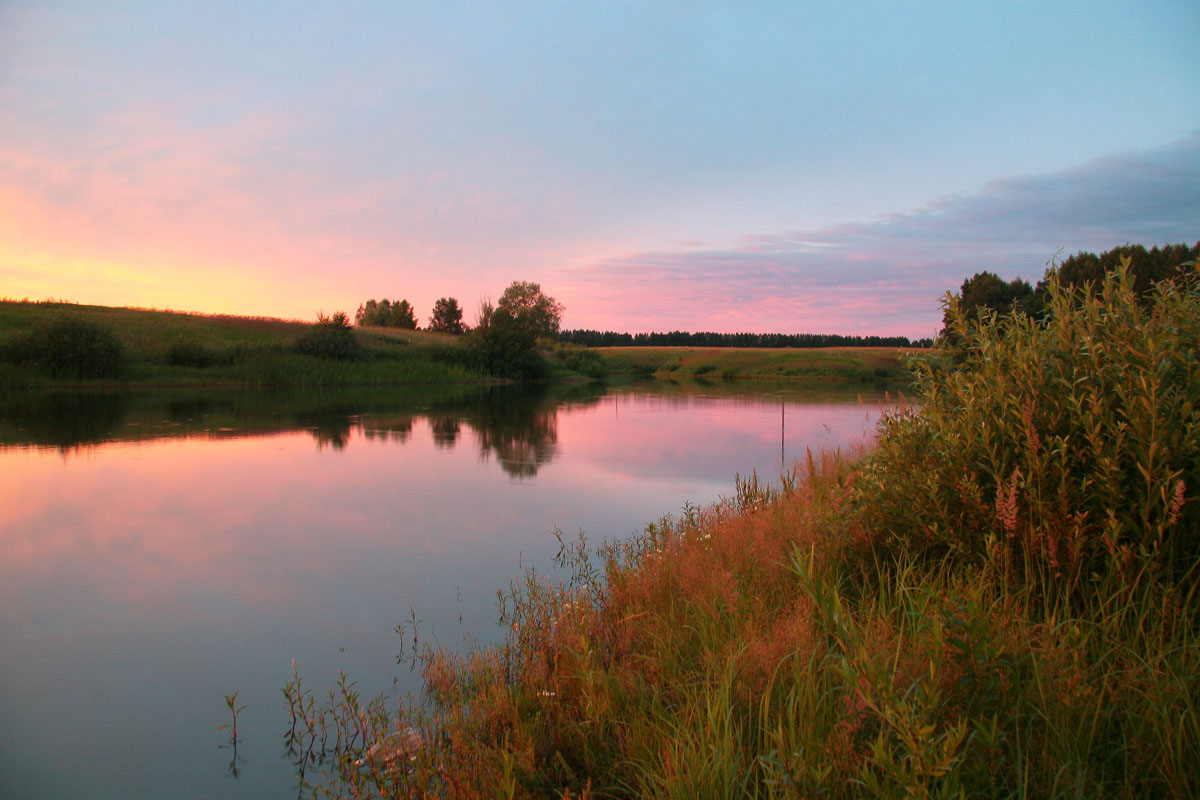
xmin=2 ymin=2 xmax=1198 ymax=337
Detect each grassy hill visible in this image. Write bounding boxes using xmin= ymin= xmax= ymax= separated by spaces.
xmin=0 ymin=300 xmax=479 ymax=387
xmin=0 ymin=299 xmax=914 ymax=387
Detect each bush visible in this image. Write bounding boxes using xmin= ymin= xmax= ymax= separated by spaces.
xmin=292 ymin=312 xmax=363 ymax=361
xmin=857 ymin=260 xmax=1200 ymax=601
xmin=466 ymin=309 xmax=548 ymax=380
xmin=556 ymin=345 xmax=609 ymax=379
xmin=8 ymin=316 xmax=126 ymax=378
xmin=164 ymin=339 xmax=230 ymax=368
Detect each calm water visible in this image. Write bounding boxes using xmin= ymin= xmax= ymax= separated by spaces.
xmin=0 ymin=381 xmax=894 ymax=798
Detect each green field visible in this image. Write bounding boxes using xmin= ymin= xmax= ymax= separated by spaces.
xmin=0 ymin=299 xmax=480 ymax=387
xmin=0 ymin=299 xmax=914 ymax=387
xmin=596 ymin=344 xmax=911 ymax=381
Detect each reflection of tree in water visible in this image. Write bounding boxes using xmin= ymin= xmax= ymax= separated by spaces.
xmin=361 ymin=415 xmax=413 ymax=444
xmin=0 ymin=391 xmax=128 ymax=451
xmin=467 ymin=387 xmax=559 ymax=478
xmin=429 ymin=416 xmax=460 ymax=448
xmin=291 ymin=412 xmax=355 ymax=450
xmin=0 ymin=384 xmax=607 ymax=477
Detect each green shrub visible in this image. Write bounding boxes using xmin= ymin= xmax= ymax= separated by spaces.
xmin=557 ymin=345 xmax=609 ymax=379
xmin=292 ymin=312 xmax=364 ymax=361
xmin=857 ymin=260 xmax=1199 ymax=601
xmin=466 ymin=310 xmax=548 ymax=380
xmin=8 ymin=316 xmax=126 ymax=378
xmin=164 ymin=339 xmax=229 ymax=368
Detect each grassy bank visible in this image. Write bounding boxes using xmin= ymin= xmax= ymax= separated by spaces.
xmin=596 ymin=345 xmax=911 ymax=382
xmin=285 ymin=262 xmax=1199 ymax=798
xmin=0 ymin=300 xmax=480 ymax=387
xmin=0 ymin=300 xmax=907 ymax=388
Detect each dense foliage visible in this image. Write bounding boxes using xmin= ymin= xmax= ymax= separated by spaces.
xmin=560 ymin=329 xmax=928 ymax=348
xmin=1041 ymin=240 xmax=1199 ymax=304
xmin=4 ymin=316 xmax=126 ymax=378
xmin=496 ymin=281 xmax=564 ymax=341
xmin=292 ymin=311 xmax=365 ymax=361
xmin=356 ymin=298 xmax=419 ymax=329
xmin=941 ymin=271 xmax=1036 ymax=336
xmin=427 ymin=297 xmax=466 ymax=334
xmin=467 ymin=282 xmax=564 ymax=379
xmin=948 ymin=240 xmax=1199 ymax=334
xmin=866 ymin=259 xmax=1199 ymax=598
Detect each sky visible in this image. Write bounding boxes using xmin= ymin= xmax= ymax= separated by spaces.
xmin=2 ymin=1 xmax=1198 ymax=339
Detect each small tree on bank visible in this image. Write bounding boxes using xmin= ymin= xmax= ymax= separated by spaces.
xmin=428 ymin=297 xmax=466 ymax=334
xmin=496 ymin=281 xmax=563 ymax=342
xmin=467 ymin=282 xmax=563 ymax=379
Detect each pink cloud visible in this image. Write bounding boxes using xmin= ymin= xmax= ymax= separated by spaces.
xmin=557 ymin=134 xmax=1200 ymax=338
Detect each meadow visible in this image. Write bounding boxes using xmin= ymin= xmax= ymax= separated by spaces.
xmin=595 ymin=345 xmax=908 ymax=382
xmin=0 ymin=299 xmax=910 ymax=388
xmin=0 ymin=301 xmax=480 ymax=387
xmin=280 ymin=262 xmax=1199 ymax=798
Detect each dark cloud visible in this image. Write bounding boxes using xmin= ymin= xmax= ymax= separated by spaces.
xmin=562 ymin=134 xmax=1200 ymax=337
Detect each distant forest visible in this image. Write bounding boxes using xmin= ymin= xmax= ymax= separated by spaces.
xmin=558 ymin=330 xmax=932 ymax=349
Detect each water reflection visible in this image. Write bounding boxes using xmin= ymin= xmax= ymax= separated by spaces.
xmin=0 ymin=379 xmax=897 ymax=799
xmin=0 ymin=384 xmax=595 ymax=478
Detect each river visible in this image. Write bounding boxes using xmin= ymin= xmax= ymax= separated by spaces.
xmin=0 ymin=380 xmax=897 ymax=798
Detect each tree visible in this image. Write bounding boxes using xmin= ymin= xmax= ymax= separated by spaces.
xmin=496 ymin=281 xmax=564 ymax=342
xmin=428 ymin=297 xmax=465 ymax=334
xmin=355 ymin=297 xmax=418 ymax=328
xmin=1036 ymin=241 xmax=1200 ymax=307
xmin=465 ymin=283 xmax=564 ymax=379
xmin=355 ymin=299 xmax=380 ymax=326
xmin=390 ymin=299 xmax=418 ymax=330
xmin=941 ymin=271 xmax=1036 ymax=337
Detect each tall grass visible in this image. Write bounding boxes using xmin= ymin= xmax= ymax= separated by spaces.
xmin=290 ymin=261 xmax=1199 ymax=798
xmin=858 ymin=260 xmax=1199 ymax=602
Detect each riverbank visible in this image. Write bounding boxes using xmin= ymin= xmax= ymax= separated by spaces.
xmin=292 ymin=264 xmax=1199 ymax=798
xmin=0 ymin=299 xmax=913 ymax=388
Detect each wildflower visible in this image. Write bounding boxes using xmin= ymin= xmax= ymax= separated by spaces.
xmin=1167 ymin=479 xmax=1186 ymax=526
xmin=996 ymin=468 xmax=1021 ymax=535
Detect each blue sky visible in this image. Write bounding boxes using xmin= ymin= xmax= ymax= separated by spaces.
xmin=2 ymin=1 xmax=1197 ymax=336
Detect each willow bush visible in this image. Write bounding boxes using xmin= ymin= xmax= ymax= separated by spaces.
xmin=857 ymin=259 xmax=1199 ymax=601
xmin=5 ymin=316 xmax=127 ymax=379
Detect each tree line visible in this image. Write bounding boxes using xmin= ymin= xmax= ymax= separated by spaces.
xmin=947 ymin=241 xmax=1199 ymax=334
xmin=355 ymin=297 xmax=466 ymax=334
xmin=340 ymin=282 xmax=565 ymax=379
xmin=558 ymin=329 xmax=930 ymax=349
